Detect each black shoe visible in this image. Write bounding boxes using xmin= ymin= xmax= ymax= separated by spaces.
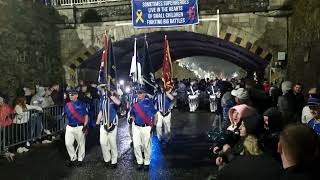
xmin=110 ymin=163 xmax=117 ymax=169
xmin=136 ymin=164 xmax=143 ymax=171
xmin=68 ymin=161 xmax=76 ymax=167
xmin=130 ymin=142 xmax=133 ymax=147
xmin=104 ymin=161 xmax=111 ymax=168
xmin=144 ymin=165 xmax=149 ymax=171
xmin=77 ymin=161 xmax=83 ymax=167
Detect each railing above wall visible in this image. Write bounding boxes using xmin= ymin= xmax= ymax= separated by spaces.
xmin=51 ymin=0 xmax=122 ymax=7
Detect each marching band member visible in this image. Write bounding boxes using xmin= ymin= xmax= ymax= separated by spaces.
xmin=96 ymin=84 xmax=121 ymax=168
xmin=64 ymin=88 xmax=88 ymax=166
xmin=207 ymin=82 xmax=221 ymax=113
xmin=187 ymin=81 xmax=199 ymax=112
xmin=154 ymin=82 xmax=174 ymax=143
xmin=129 ymin=86 xmax=158 ymax=171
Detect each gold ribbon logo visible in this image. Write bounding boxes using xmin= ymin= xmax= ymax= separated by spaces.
xmin=136 ymin=9 xmax=144 ymax=23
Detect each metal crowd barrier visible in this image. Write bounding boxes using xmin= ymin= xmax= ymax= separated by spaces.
xmin=0 ymin=105 xmax=66 ymax=155
xmin=0 ymin=99 xmax=101 ymax=155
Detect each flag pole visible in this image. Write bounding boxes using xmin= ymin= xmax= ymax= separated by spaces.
xmin=105 ymin=32 xmax=110 ymax=129
xmin=135 ymin=37 xmax=138 ymax=85
xmin=162 ymin=35 xmax=166 ymax=114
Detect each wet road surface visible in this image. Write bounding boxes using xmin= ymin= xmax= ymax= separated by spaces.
xmin=0 ymin=110 xmax=218 ymax=180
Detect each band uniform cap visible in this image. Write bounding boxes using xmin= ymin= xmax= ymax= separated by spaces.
xmin=67 ymin=88 xmax=79 ymax=94
xmin=136 ymin=86 xmax=146 ymax=93
xmin=307 ymin=97 xmax=320 ymax=106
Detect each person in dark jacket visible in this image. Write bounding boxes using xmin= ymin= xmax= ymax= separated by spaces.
xmin=278 ymin=123 xmax=319 ymax=180
xmin=262 ymin=107 xmax=283 ymax=162
xmin=293 ymin=83 xmax=305 ymax=117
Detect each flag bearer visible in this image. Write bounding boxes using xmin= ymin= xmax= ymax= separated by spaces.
xmin=96 ymin=84 xmax=121 ymax=168
xmin=129 ymin=86 xmax=158 ymax=171
xmin=154 ymin=82 xmax=174 ymax=143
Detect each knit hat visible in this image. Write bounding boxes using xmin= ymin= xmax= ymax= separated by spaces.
xmin=281 ymin=81 xmax=293 ymax=94
xmin=228 ymin=104 xmax=255 ymax=125
xmin=242 ymin=113 xmax=264 ymax=136
xmin=231 ymin=88 xmax=249 ymax=100
xmin=263 ymin=107 xmax=282 ymax=131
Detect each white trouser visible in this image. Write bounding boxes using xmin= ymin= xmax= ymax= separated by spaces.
xmin=100 ymin=125 xmax=118 ymax=164
xmin=132 ymin=124 xmax=152 ymax=165
xmin=65 ymin=125 xmax=86 ymax=161
xmin=156 ymin=112 xmax=171 ymax=141
xmin=188 ymin=95 xmax=198 ymax=112
xmin=209 ymin=96 xmax=217 ymax=112
xmin=127 ymin=111 xmax=133 ymax=140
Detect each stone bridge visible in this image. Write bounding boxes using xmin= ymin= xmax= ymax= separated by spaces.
xmin=53 ymin=0 xmax=292 ymax=85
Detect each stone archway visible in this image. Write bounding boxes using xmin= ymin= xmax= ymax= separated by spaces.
xmin=79 ymin=31 xmax=270 ymax=80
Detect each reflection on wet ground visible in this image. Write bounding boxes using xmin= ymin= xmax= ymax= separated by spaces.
xmin=0 ymin=110 xmax=218 ymax=180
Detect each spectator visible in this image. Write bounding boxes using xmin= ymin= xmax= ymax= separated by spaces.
xmin=0 ymin=96 xmax=15 ymax=160
xmin=216 ymin=114 xmax=282 ymax=180
xmin=215 ymin=110 xmax=263 ymax=168
xmin=50 ymin=84 xmax=64 ymax=105
xmin=293 ymin=83 xmax=305 ymax=117
xmin=231 ymin=88 xmax=251 ymax=106
xmin=278 ymin=124 xmax=319 ymax=180
xmin=262 ymin=107 xmax=283 ymax=161
xmin=221 ymin=88 xmax=250 ymax=129
xmin=0 ymin=96 xmax=13 ymax=128
xmin=13 ymin=97 xmax=42 ymax=153
xmin=278 ymin=81 xmax=297 ymax=124
xmin=246 ymin=79 xmax=271 ymax=113
xmin=262 ymin=79 xmax=271 ymax=94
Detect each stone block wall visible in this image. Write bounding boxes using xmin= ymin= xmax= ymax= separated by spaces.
xmin=0 ymin=0 xmax=64 ymax=95
xmin=287 ymin=0 xmax=320 ymax=89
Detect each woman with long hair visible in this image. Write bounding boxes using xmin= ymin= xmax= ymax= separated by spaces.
xmin=13 ymin=96 xmax=42 ymax=153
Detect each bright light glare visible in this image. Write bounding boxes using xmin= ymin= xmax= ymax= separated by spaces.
xmin=125 ymin=87 xmax=130 ymax=93
xmin=119 ymin=80 xmax=124 ymax=85
xmin=233 ymin=72 xmax=239 ymax=78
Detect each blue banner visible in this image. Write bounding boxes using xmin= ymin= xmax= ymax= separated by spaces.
xmin=132 ymin=0 xmax=199 ymax=28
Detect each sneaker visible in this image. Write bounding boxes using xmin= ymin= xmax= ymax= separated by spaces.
xmin=26 ymin=141 xmax=31 ymax=147
xmin=4 ymin=152 xmax=15 ymax=162
xmin=22 ymin=147 xmax=29 ymax=152
xmin=44 ymin=129 xmax=52 ymax=135
xmin=17 ymin=147 xmax=24 ymax=154
xmin=42 ymin=140 xmax=52 ymax=144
